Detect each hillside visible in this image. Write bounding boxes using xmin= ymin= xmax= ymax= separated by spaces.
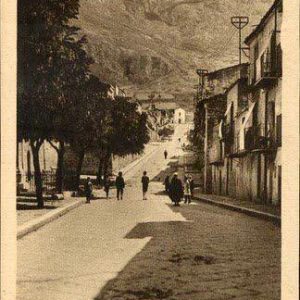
xmin=75 ymin=0 xmax=274 ymax=101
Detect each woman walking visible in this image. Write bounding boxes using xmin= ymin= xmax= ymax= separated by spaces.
xmin=169 ymin=173 xmax=183 ymax=206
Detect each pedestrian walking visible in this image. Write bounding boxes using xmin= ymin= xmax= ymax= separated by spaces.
xmin=168 ymin=172 xmax=183 ymax=206
xmin=184 ymin=175 xmax=192 ymax=204
xmin=164 ymin=175 xmax=170 ymax=193
xmin=104 ymin=175 xmax=111 ymax=199
xmin=85 ymin=177 xmax=93 ymax=204
xmin=116 ymin=171 xmax=125 ymax=200
xmin=141 ymin=171 xmax=150 ymax=200
xmin=164 ymin=150 xmax=168 ymax=159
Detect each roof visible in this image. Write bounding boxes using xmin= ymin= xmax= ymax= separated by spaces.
xmin=244 ymin=0 xmax=282 ymax=45
xmin=206 ymin=63 xmax=248 ymax=79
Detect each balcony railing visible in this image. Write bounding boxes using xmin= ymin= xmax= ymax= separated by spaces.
xmin=250 ymin=44 xmax=282 ymax=88
xmin=244 ymin=123 xmax=276 ymax=151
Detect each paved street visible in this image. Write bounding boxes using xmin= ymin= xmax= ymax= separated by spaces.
xmin=17 ymin=125 xmax=280 ymax=300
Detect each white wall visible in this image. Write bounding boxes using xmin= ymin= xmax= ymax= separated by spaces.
xmin=174 ymin=108 xmax=186 ymax=124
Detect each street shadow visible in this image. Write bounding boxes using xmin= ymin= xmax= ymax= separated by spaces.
xmin=151 ymin=161 xmax=179 ymax=183
xmin=94 ymin=200 xmax=281 ymax=300
xmin=153 ymin=190 xmax=168 ymax=196
xmin=91 ymin=197 xmax=108 ymax=201
xmin=16 ymin=203 xmax=57 ymax=210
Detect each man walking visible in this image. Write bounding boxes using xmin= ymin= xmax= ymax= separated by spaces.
xmin=116 ymin=172 xmax=125 ymax=200
xmin=183 ymin=175 xmax=192 ymax=204
xmin=169 ymin=172 xmax=183 ymax=206
xmin=164 ymin=150 xmax=168 ymax=160
xmin=85 ymin=177 xmax=93 ymax=204
xmin=141 ymin=171 xmax=150 ymax=200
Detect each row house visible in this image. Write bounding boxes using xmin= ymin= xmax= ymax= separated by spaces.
xmin=208 ymin=0 xmax=282 ymax=205
xmin=196 ymin=63 xmax=249 ymax=193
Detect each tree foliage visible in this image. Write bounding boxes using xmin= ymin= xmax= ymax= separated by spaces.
xmin=17 ymin=0 xmax=89 ymax=206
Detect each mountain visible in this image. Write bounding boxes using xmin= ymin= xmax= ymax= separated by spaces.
xmin=74 ymin=0 xmax=274 ymax=102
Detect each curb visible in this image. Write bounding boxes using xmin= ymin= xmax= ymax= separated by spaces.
xmin=17 ymin=198 xmax=86 ymax=240
xmin=193 ymin=195 xmax=281 ymax=226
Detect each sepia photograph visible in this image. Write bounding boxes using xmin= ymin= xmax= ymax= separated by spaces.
xmin=1 ymin=0 xmax=299 ymax=299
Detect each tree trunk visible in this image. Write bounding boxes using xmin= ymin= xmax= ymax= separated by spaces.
xmin=30 ymin=140 xmax=44 ymax=208
xmin=97 ymin=159 xmax=103 ymax=185
xmin=103 ymin=151 xmax=111 ymax=179
xmin=75 ymin=150 xmax=85 ymax=191
xmin=55 ymin=141 xmax=65 ymax=193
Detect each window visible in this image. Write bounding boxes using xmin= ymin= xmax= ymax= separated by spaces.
xmin=276 ymin=114 xmax=282 ymax=146
xmin=277 ymin=44 xmax=282 ymax=77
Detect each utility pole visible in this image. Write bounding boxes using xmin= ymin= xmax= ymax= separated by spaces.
xmin=196 ymin=68 xmax=208 ymax=102
xmin=231 ymin=16 xmax=249 ymax=64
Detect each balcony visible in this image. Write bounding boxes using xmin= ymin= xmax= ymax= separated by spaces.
xmin=251 ymin=47 xmax=282 ymax=88
xmin=244 ymin=124 xmax=276 ymax=151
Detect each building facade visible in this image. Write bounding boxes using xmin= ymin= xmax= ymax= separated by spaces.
xmin=202 ymin=0 xmax=282 ymax=205
xmin=17 ymin=140 xmax=58 ymax=193
xmin=174 ymin=108 xmax=186 ymax=124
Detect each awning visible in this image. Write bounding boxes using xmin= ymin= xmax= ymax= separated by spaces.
xmin=239 ymin=102 xmax=256 ymax=150
xmin=224 ymin=102 xmax=233 ymax=117
xmin=218 ymin=120 xmax=224 ymax=139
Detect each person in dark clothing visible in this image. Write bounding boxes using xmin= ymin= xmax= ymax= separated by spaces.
xmin=164 ymin=150 xmax=168 ymax=159
xmin=115 ymin=172 xmax=125 ymax=200
xmin=141 ymin=171 xmax=150 ymax=200
xmin=164 ymin=175 xmax=170 ymax=193
xmin=104 ymin=175 xmax=111 ymax=199
xmin=168 ymin=173 xmax=183 ymax=206
xmin=85 ymin=177 xmax=93 ymax=204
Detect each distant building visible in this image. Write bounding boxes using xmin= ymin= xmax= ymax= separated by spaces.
xmin=185 ymin=112 xmax=194 ymax=123
xmin=174 ymin=108 xmax=186 ymax=124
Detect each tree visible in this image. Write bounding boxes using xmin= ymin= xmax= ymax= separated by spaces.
xmin=68 ymin=75 xmax=112 ymax=191
xmin=96 ymin=98 xmax=150 ymax=179
xmin=17 ymin=0 xmax=83 ymax=207
xmin=47 ymin=32 xmax=94 ymax=193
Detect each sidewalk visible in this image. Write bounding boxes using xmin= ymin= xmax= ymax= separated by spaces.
xmin=176 ymin=149 xmax=281 ymax=225
xmin=17 ymin=142 xmax=162 ymax=239
xmin=17 ymin=197 xmax=79 ymax=226
xmin=193 ymin=191 xmax=281 ymax=225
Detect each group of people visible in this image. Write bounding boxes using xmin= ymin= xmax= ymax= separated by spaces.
xmin=85 ymin=171 xmax=125 ymax=203
xmin=84 ymin=148 xmax=194 ymax=205
xmin=84 ymin=171 xmax=150 ymax=202
xmin=164 ymin=173 xmax=194 ymax=206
